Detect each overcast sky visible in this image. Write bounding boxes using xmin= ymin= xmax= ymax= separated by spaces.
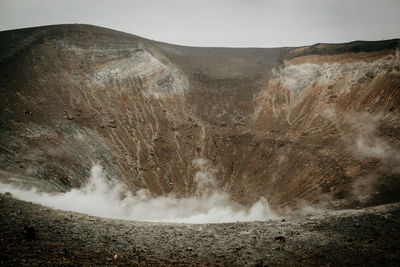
xmin=0 ymin=0 xmax=399 ymax=48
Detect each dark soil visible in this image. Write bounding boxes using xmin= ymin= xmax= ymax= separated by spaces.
xmin=1 ymin=193 xmax=399 ymax=266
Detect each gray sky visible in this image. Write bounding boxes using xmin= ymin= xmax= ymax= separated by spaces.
xmin=0 ymin=0 xmax=399 ymax=48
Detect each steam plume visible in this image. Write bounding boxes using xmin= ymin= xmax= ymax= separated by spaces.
xmin=0 ymin=159 xmax=277 ymax=223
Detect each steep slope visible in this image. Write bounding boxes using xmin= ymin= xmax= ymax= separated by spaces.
xmin=0 ymin=24 xmax=399 ymax=210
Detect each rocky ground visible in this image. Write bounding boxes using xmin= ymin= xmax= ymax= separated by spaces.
xmin=1 ymin=193 xmax=399 ymax=266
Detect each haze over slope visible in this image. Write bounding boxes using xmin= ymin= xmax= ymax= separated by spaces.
xmin=0 ymin=24 xmax=399 ymax=213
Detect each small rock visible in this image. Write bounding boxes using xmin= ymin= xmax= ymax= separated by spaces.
xmin=274 ymin=235 xmax=285 ymax=242
xmin=64 ymin=115 xmax=74 ymax=120
xmin=23 ymin=225 xmax=36 ymax=240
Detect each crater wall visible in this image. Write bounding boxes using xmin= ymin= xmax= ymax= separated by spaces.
xmin=1 ymin=24 xmax=399 ymax=209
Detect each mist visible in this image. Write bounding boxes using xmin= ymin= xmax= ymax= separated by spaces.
xmin=0 ymin=159 xmax=278 ymax=224
xmin=342 ymin=112 xmax=400 ymax=203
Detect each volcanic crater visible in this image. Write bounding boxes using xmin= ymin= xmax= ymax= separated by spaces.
xmin=1 ymin=24 xmax=400 ymax=265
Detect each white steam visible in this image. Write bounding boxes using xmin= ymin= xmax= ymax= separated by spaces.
xmin=344 ymin=112 xmax=400 ymax=203
xmin=346 ymin=112 xmax=400 ymax=169
xmin=0 ymin=159 xmax=277 ymax=223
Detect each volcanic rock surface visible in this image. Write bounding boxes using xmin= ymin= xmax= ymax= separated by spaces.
xmin=1 ymin=193 xmax=400 ymax=266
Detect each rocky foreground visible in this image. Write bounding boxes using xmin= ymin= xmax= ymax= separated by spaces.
xmin=1 ymin=193 xmax=399 ymax=266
